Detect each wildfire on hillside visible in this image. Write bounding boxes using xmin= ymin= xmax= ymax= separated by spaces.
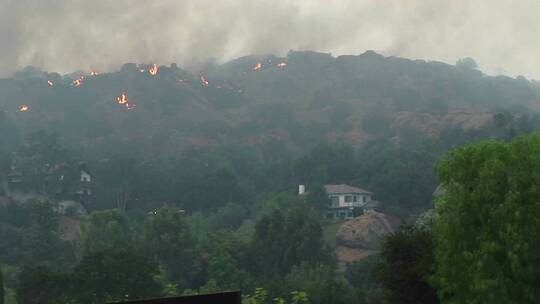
xmin=200 ymin=75 xmax=209 ymax=86
xmin=116 ymin=92 xmax=135 ymax=110
xmin=72 ymin=76 xmax=84 ymax=87
xmin=253 ymin=62 xmax=263 ymax=71
xmin=47 ymin=80 xmax=54 ymax=86
xmin=149 ymin=64 xmax=159 ymax=76
xmin=19 ymin=104 xmax=29 ymax=112
xmin=117 ymin=92 xmax=128 ymax=105
xmin=277 ymin=62 xmax=287 ymax=68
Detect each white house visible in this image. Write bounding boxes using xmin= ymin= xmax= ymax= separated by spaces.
xmin=323 ymin=184 xmax=380 ymax=220
xmin=75 ymin=163 xmax=92 ymax=196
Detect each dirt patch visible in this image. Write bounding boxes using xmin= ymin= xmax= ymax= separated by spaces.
xmin=335 ymin=211 xmax=401 ymax=269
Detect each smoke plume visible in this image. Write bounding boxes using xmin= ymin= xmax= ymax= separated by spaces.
xmin=1 ymin=0 xmax=539 ymax=78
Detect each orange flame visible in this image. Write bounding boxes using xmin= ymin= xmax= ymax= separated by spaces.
xmin=277 ymin=62 xmax=287 ymax=68
xmin=47 ymin=80 xmax=54 ymax=86
xmin=90 ymin=71 xmax=99 ymax=76
xmin=253 ymin=62 xmax=263 ymax=71
xmin=116 ymin=92 xmax=135 ymax=109
xmin=149 ymin=64 xmax=159 ymax=76
xmin=117 ymin=92 xmax=129 ymax=105
xmin=200 ymin=75 xmax=209 ymax=86
xmin=72 ymin=76 xmax=84 ymax=87
xmin=19 ymin=104 xmax=29 ymax=112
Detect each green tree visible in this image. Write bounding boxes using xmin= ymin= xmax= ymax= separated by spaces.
xmin=21 ymin=200 xmax=74 ymax=265
xmin=305 ymin=184 xmax=330 ymax=215
xmin=71 ymin=249 xmax=161 ymax=303
xmin=433 ymin=134 xmax=540 ymax=303
xmin=243 ymin=288 xmax=309 ymax=304
xmin=376 ymin=226 xmax=437 ymax=304
xmin=252 ymin=192 xmax=303 ymax=220
xmin=15 ymin=266 xmax=71 ymax=304
xmin=346 ymin=255 xmax=383 ymax=303
xmin=285 ymin=262 xmax=354 ymax=304
xmin=210 ymin=202 xmax=248 ymax=230
xmin=205 ymin=254 xmax=255 ymax=294
xmin=143 ymin=204 xmax=194 ymax=287
xmin=76 ymin=209 xmax=134 ymax=258
xmin=249 ymin=206 xmax=328 ymax=279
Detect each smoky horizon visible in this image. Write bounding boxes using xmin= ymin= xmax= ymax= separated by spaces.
xmin=1 ymin=0 xmax=539 ymax=79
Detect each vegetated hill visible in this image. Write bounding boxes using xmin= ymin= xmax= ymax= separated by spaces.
xmin=1 ymin=50 xmax=540 ymax=158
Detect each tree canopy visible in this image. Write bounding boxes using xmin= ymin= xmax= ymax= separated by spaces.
xmin=376 ymin=226 xmax=437 ymax=304
xmin=249 ymin=205 xmax=328 ymax=279
xmin=76 ymin=209 xmax=134 ymax=257
xmin=433 ymin=134 xmax=540 ymax=303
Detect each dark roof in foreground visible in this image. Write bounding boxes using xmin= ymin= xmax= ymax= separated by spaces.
xmin=324 ymin=184 xmax=372 ymax=194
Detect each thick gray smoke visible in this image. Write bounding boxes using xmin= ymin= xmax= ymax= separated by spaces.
xmin=1 ymin=0 xmax=539 ymax=78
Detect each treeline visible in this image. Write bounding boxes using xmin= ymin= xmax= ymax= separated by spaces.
xmin=9 ymin=134 xmax=540 ymax=303
xmin=7 ymin=202 xmax=372 ymax=304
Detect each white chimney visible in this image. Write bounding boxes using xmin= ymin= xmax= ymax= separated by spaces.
xmin=298 ymin=184 xmax=305 ymax=195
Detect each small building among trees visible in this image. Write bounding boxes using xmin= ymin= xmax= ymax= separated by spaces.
xmin=300 ymin=184 xmax=382 ymax=220
xmin=324 ymin=184 xmax=375 ymax=220
xmin=3 ymin=161 xmax=93 ymax=212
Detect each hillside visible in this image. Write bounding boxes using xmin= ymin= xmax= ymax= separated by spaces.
xmin=2 ymin=50 xmax=539 ymax=159
xmin=3 ymin=51 xmax=540 ymax=219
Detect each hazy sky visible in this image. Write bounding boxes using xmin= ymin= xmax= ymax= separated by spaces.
xmin=1 ymin=0 xmax=539 ymax=78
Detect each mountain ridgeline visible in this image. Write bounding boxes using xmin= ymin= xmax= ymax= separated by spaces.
xmin=1 ymin=51 xmax=539 ymax=157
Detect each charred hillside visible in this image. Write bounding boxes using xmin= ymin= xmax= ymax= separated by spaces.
xmin=1 ymin=50 xmax=540 ymax=158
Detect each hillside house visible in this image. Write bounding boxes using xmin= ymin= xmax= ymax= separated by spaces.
xmin=3 ymin=162 xmax=93 ymax=210
xmin=75 ymin=163 xmax=92 ymax=197
xmin=298 ymin=184 xmax=381 ymax=220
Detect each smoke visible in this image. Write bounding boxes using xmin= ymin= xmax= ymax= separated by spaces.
xmin=1 ymin=0 xmax=539 ymax=78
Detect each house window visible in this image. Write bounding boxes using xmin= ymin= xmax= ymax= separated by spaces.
xmin=331 ymin=196 xmax=339 ymax=206
xmin=353 ymin=195 xmax=358 ymax=202
xmin=345 ymin=195 xmax=353 ymax=203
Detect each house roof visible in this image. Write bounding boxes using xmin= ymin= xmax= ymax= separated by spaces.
xmin=324 ymin=184 xmax=372 ymax=195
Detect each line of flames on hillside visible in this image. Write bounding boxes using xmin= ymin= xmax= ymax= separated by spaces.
xmin=25 ymin=60 xmax=288 ymax=113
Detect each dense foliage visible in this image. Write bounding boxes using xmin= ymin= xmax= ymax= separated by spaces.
xmin=376 ymin=226 xmax=437 ymax=304
xmin=433 ymin=135 xmax=540 ymax=303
